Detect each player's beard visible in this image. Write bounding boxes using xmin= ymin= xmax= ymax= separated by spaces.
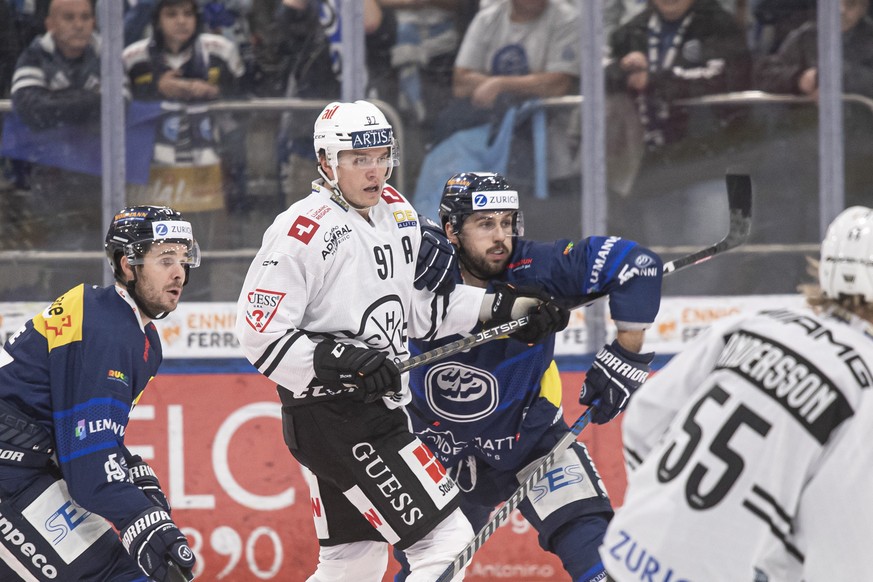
xmin=460 ymin=243 xmax=511 ymax=280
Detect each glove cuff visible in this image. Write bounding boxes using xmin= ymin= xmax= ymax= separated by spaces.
xmin=610 ymin=339 xmax=655 ymax=365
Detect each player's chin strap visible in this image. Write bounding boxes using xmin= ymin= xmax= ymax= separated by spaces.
xmin=125 ymin=265 xmax=190 ymax=322
xmin=318 ymin=165 xmax=364 ymax=211
xmin=126 ymin=277 xmax=169 ymax=321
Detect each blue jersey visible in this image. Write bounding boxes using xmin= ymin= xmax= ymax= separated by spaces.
xmin=408 ymin=236 xmax=662 ymax=471
xmin=0 ymin=284 xmax=161 ymax=529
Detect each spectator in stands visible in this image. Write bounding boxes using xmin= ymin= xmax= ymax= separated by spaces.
xmin=198 ymin=0 xmax=257 ymax=89
xmin=604 ymin=0 xmax=751 ymax=250
xmin=9 ymin=0 xmax=107 ymax=249
xmin=8 ymin=0 xmax=51 ymax=51
xmin=0 ymin=0 xmax=22 ymax=246
xmin=755 ymin=0 xmax=873 ymax=210
xmin=272 ymin=0 xmax=396 ymax=207
xmin=755 ymin=0 xmax=873 ymax=98
xmin=122 ymin=0 xmax=246 ymax=214
xmin=444 ymin=0 xmax=579 ymax=142
xmin=0 ymin=2 xmax=18 ymax=97
xmin=751 ymin=0 xmax=815 ymax=56
xmin=605 ymin=0 xmax=745 ymax=50
xmin=124 ymin=0 xmax=158 ymax=46
xmin=381 ymin=0 xmax=464 ymax=125
xmin=412 ymin=0 xmax=581 ymax=218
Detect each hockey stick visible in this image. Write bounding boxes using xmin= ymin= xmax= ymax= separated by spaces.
xmin=400 ymin=173 xmax=752 ymax=376
xmin=433 ymin=173 xmax=752 ymax=582
xmin=168 ymin=562 xmax=191 ymax=582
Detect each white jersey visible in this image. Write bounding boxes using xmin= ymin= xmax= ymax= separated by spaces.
xmin=236 ymin=180 xmax=485 ymax=408
xmin=602 ymin=306 xmax=873 ymax=582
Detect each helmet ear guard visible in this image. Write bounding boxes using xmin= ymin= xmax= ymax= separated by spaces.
xmin=820 ymin=206 xmax=873 ymax=302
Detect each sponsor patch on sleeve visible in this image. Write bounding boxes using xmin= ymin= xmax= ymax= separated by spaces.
xmin=244 ymin=289 xmax=286 ymax=332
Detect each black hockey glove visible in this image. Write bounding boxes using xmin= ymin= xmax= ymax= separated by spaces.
xmin=128 ymin=455 xmax=171 ymax=513
xmin=313 ymin=341 xmax=401 ymax=403
xmin=414 ymin=215 xmax=457 ymax=295
xmin=121 ymin=507 xmax=195 ymax=582
xmin=579 ymin=340 xmax=654 ymax=424
xmin=486 ymin=281 xmax=570 ymax=344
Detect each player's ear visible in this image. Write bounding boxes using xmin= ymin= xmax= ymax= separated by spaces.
xmin=445 ymin=223 xmax=459 ymax=246
xmin=120 ymin=255 xmax=136 ymax=282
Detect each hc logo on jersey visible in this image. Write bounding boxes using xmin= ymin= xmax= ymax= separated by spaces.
xmin=425 ymin=363 xmax=498 ymax=422
xmin=357 ymin=297 xmax=408 ymax=358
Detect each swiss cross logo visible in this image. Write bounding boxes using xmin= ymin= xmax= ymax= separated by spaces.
xmin=45 ymin=315 xmax=72 ymax=336
xmin=381 ymin=186 xmax=404 ymax=205
xmin=288 ymin=216 xmax=320 ymax=244
xmin=411 ymin=443 xmax=447 ymax=484
xmin=321 ymin=105 xmax=339 ymax=120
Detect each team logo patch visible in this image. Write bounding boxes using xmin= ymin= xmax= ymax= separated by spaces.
xmin=244 ymin=289 xmax=286 ymax=332
xmin=425 ymin=363 xmax=499 ymax=422
xmin=288 ymin=216 xmax=320 ymax=244
xmin=399 ymin=440 xmax=455 ymax=509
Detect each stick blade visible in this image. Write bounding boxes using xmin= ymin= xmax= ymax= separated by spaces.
xmin=726 ymin=173 xmax=752 ymax=219
xmin=724 ymin=173 xmax=753 ymax=247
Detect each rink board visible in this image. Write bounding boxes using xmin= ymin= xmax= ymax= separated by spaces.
xmin=127 ymin=370 xmax=601 ymax=581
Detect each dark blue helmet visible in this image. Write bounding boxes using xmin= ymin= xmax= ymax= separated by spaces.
xmin=438 ymin=172 xmax=524 ymax=235
xmin=105 ymin=205 xmax=200 ymax=283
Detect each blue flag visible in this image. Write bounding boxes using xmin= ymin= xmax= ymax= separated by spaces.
xmin=0 ymin=100 xmax=164 ymax=184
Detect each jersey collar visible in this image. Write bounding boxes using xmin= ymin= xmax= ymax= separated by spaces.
xmin=114 ymin=284 xmax=149 ymax=332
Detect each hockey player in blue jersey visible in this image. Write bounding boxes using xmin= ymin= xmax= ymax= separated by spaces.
xmin=396 ymin=172 xmax=663 ymax=581
xmin=0 ymin=206 xmax=199 ymax=581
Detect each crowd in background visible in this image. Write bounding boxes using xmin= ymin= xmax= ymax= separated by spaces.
xmin=0 ymin=0 xmax=871 ymax=299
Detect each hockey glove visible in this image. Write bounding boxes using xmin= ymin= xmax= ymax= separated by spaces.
xmin=121 ymin=507 xmax=195 ymax=582
xmin=128 ymin=455 xmax=171 ymax=513
xmin=414 ymin=215 xmax=457 ymax=295
xmin=313 ymin=341 xmax=401 ymax=403
xmin=579 ymin=340 xmax=654 ymax=424
xmin=485 ymin=281 xmax=570 ymax=344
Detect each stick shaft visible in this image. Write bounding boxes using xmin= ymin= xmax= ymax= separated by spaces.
xmin=404 ymin=174 xmax=751 ymax=375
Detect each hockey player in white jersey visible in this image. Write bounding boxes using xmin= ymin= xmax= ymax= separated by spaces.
xmin=235 ymin=100 xmax=568 ymax=582
xmin=601 ymin=205 xmax=873 ymax=582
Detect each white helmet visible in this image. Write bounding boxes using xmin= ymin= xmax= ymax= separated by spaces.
xmin=313 ymin=100 xmax=398 ymax=187
xmin=820 ymin=206 xmax=873 ymax=302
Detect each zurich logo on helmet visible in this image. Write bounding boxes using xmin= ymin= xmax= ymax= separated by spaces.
xmin=473 ymin=194 xmax=488 ymax=208
xmin=155 ymin=224 xmax=168 ymax=236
